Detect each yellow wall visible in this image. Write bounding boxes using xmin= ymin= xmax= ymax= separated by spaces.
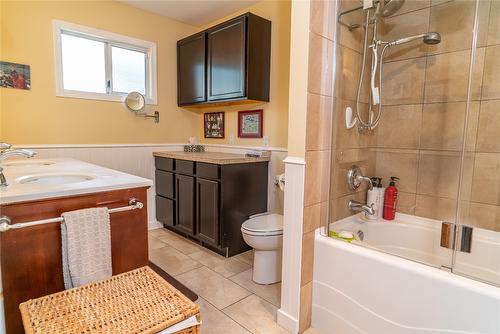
xmin=0 ymin=0 xmax=199 ymax=144
xmin=194 ymin=0 xmax=291 ymax=149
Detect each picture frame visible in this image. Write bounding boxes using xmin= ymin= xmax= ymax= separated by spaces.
xmin=238 ymin=109 xmax=263 ymax=138
xmin=0 ymin=61 xmax=31 ymax=90
xmin=204 ymin=112 xmax=225 ymax=138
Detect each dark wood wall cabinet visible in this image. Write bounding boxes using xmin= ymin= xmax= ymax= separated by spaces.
xmin=177 ymin=13 xmax=272 ymax=107
xmin=155 ymin=157 xmax=268 ymax=257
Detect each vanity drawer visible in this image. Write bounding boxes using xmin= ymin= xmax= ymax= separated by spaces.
xmin=197 ymin=162 xmax=220 ymax=180
xmin=156 ymin=195 xmax=175 ymax=227
xmin=175 ymin=160 xmax=195 ymax=175
xmin=155 ymin=170 xmax=175 ymax=198
xmin=155 ymin=157 xmax=174 ymax=172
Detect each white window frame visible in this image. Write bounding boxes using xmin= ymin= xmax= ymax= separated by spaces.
xmin=53 ymin=20 xmax=157 ymax=104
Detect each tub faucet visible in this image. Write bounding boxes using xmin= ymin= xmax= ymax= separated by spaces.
xmin=0 ymin=143 xmax=37 ymax=187
xmin=349 ymin=200 xmax=375 ymax=216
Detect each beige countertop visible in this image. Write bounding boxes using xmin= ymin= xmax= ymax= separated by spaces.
xmin=153 ymin=151 xmax=270 ymax=165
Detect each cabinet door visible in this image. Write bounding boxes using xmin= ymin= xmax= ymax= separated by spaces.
xmin=156 ymin=195 xmax=175 ymax=227
xmin=177 ymin=33 xmax=206 ymax=105
xmin=196 ymin=178 xmax=220 ymax=246
xmin=176 ymin=174 xmax=195 ymax=234
xmin=207 ymin=16 xmax=246 ymax=101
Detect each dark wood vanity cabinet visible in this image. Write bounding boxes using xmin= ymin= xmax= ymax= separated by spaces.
xmin=155 ymin=157 xmax=268 ymax=256
xmin=177 ymin=13 xmax=271 ymax=106
xmin=1 ymin=187 xmax=149 ymax=334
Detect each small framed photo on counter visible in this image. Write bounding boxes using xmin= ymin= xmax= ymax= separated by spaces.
xmin=238 ymin=109 xmax=263 ymax=138
xmin=204 ymin=112 xmax=225 ymax=138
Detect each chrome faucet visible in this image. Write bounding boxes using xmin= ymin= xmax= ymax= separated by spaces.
xmin=349 ymin=200 xmax=375 ymax=216
xmin=0 ymin=142 xmax=37 ymax=187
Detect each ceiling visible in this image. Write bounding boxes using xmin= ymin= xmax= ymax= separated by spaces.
xmin=120 ymin=0 xmax=260 ymax=26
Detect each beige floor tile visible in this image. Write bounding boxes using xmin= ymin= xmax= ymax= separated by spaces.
xmin=155 ymin=229 xmax=203 ymax=255
xmin=148 ymin=228 xmax=170 ymax=238
xmin=303 ymin=328 xmax=322 ymax=334
xmin=230 ymin=269 xmax=281 ymax=307
xmin=196 ymin=297 xmax=250 ymax=334
xmin=189 ymin=249 xmax=251 ymax=278
xmin=176 ymin=267 xmax=251 ymax=309
xmin=148 ymin=235 xmax=167 ymax=255
xmin=233 ymin=250 xmax=254 ymax=266
xmin=149 ymin=245 xmax=202 ymax=276
xmin=224 ymin=295 xmax=289 ymax=334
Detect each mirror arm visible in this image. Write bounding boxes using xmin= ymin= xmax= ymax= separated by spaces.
xmin=142 ymin=111 xmax=160 ymax=123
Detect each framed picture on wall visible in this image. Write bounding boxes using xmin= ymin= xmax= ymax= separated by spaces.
xmin=204 ymin=112 xmax=225 ymax=138
xmin=238 ymin=109 xmax=263 ymax=138
xmin=0 ymin=61 xmax=31 ymax=90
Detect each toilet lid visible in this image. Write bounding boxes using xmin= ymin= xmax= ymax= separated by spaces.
xmin=242 ymin=214 xmax=284 ymax=233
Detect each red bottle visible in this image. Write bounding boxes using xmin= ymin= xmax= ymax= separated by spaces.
xmin=383 ymin=176 xmax=400 ymax=220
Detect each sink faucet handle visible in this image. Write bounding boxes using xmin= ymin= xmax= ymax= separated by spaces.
xmin=0 ymin=143 xmax=12 ymax=150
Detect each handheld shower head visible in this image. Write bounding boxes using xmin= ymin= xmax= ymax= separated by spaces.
xmin=423 ymin=32 xmax=441 ymax=44
xmin=387 ymin=32 xmax=441 ymax=46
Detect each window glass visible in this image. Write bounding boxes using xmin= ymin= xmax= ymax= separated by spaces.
xmin=61 ymin=33 xmax=106 ymax=93
xmin=111 ymin=46 xmax=146 ymax=95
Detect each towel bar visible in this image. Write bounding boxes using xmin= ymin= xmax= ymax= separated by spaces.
xmin=0 ymin=198 xmax=144 ymax=232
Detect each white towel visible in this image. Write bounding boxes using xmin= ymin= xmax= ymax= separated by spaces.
xmin=61 ymin=207 xmax=112 ymax=289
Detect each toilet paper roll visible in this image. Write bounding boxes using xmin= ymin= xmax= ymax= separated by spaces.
xmin=276 ymin=173 xmax=285 ymax=192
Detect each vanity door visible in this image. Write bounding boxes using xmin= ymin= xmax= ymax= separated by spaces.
xmin=176 ymin=174 xmax=195 ymax=235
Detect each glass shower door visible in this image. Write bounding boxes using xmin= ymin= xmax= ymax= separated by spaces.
xmin=452 ymin=0 xmax=500 ymax=287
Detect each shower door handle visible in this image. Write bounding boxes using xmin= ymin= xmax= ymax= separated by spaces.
xmin=440 ymin=223 xmax=473 ymax=253
xmin=440 ymin=222 xmax=456 ymax=249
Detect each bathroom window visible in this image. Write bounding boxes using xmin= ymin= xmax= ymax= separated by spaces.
xmin=53 ymin=20 xmax=157 ymax=104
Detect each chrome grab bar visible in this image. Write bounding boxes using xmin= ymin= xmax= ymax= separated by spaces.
xmin=0 ymin=198 xmax=143 ymax=232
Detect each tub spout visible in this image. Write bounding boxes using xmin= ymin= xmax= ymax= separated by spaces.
xmin=348 ymin=200 xmax=375 ymax=216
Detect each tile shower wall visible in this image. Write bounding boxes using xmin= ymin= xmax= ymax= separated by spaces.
xmin=299 ymin=0 xmax=337 ymax=332
xmin=328 ymin=0 xmax=500 ymax=232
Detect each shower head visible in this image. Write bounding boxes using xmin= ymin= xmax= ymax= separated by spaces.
xmin=379 ymin=0 xmax=405 ymax=17
xmin=387 ymin=32 xmax=441 ymax=46
xmin=423 ymin=32 xmax=441 ymax=44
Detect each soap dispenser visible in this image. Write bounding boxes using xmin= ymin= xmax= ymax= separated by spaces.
xmin=376 ymin=178 xmax=385 ymax=219
xmin=366 ymin=177 xmax=379 ymax=220
xmin=383 ymin=176 xmax=400 ymax=220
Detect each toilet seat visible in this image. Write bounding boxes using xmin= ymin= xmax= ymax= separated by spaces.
xmin=241 ymin=213 xmax=283 ymax=236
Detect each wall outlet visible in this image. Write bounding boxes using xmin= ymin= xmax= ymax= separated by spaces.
xmin=229 ymin=134 xmax=234 ymax=145
xmin=263 ymin=135 xmax=269 ymax=146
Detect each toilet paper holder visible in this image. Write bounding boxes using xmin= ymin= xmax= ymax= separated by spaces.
xmin=274 ymin=174 xmax=285 ymax=188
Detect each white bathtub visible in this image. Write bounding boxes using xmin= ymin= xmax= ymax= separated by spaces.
xmin=312 ymin=213 xmax=500 ymax=334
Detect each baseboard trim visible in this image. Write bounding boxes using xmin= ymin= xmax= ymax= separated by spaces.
xmin=148 ymin=220 xmax=163 ymax=230
xmin=277 ymin=309 xmax=299 ymax=334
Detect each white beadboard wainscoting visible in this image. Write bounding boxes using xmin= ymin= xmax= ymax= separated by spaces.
xmin=278 ymin=156 xmax=306 ymax=334
xmin=13 ymin=144 xmax=286 ymax=229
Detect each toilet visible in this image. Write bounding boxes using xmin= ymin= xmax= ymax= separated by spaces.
xmin=241 ymin=213 xmax=284 ymax=285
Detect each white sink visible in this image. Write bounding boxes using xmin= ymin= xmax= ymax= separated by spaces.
xmin=3 ymin=159 xmax=56 ymax=167
xmin=16 ymin=173 xmax=95 ymax=185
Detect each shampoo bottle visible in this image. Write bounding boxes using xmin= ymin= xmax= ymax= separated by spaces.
xmin=383 ymin=176 xmax=400 ymax=220
xmin=376 ymin=178 xmax=385 ymax=219
xmin=366 ymin=178 xmax=379 ymax=220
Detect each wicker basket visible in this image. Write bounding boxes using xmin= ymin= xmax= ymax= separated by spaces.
xmin=19 ymin=266 xmax=200 ymax=334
